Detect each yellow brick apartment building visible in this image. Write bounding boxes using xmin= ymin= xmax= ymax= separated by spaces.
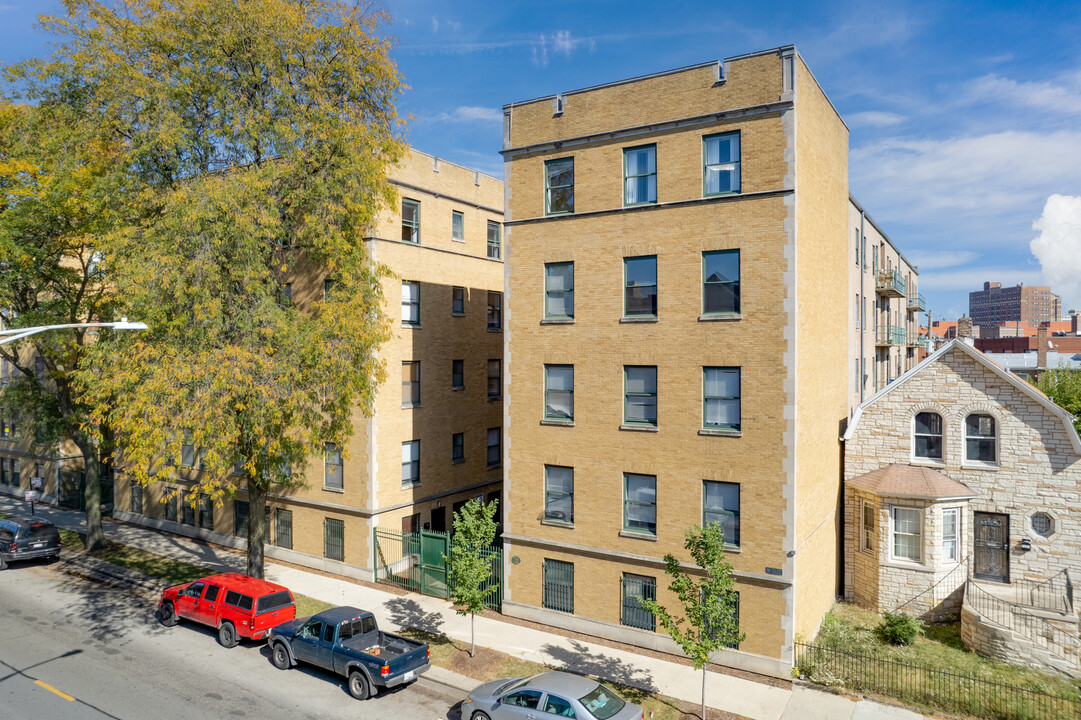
xmin=113 ymin=149 xmax=505 ymax=582
xmin=499 ymin=46 xmax=912 ymax=676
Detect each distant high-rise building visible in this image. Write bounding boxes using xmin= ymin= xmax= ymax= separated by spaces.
xmin=968 ymin=281 xmax=1061 ymax=327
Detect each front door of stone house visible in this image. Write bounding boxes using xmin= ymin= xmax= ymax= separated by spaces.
xmin=973 ymin=512 xmax=1010 ymax=583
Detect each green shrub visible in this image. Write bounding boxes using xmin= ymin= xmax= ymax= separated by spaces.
xmin=878 ymin=611 xmax=924 ymax=645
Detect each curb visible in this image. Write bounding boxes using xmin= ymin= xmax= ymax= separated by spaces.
xmin=418 ymin=665 xmax=479 ymax=697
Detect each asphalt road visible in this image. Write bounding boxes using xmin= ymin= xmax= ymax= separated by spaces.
xmin=0 ymin=560 xmax=464 ymax=720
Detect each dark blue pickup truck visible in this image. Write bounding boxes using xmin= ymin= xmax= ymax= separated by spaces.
xmin=267 ymin=606 xmax=430 ymax=700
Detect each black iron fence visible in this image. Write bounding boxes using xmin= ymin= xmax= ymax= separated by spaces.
xmin=795 ymin=642 xmax=1081 ymax=720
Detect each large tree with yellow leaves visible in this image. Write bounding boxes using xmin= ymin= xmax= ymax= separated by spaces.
xmin=12 ymin=0 xmax=405 ymax=576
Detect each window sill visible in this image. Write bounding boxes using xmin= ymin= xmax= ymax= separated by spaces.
xmin=402 ymin=404 xmax=422 ymax=409
xmin=961 ymin=462 xmax=999 ymax=472
xmin=402 ymin=323 xmax=422 ymax=330
xmin=723 ymin=544 xmax=741 ymax=554
xmin=401 ymin=482 xmax=421 ymax=490
xmin=488 ymin=396 xmax=502 ymax=402
xmin=540 ymin=318 xmax=575 ymax=325
xmin=322 ymin=486 xmax=344 ymax=494
xmin=541 ymin=518 xmax=574 ymax=529
xmin=620 ymin=316 xmax=658 ymax=324
xmin=487 ymin=464 xmax=503 ymax=472
xmin=487 ymin=327 xmax=502 ymax=333
xmin=540 ymin=419 xmax=574 ymax=427
xmin=619 ymin=530 xmax=658 ymax=541
xmin=882 ymin=558 xmax=933 ymax=573
xmin=452 ymin=386 xmax=465 ymax=392
xmin=452 ymin=458 xmax=465 ymax=465
xmin=698 ymin=313 xmax=742 ymax=322
xmin=620 ymin=424 xmax=658 ymax=433
xmin=699 ymin=428 xmax=741 ymax=438
xmin=910 ymin=458 xmax=945 ymax=468
xmin=452 ymin=312 xmax=465 ymax=317
xmin=452 ymin=238 xmax=465 ymax=243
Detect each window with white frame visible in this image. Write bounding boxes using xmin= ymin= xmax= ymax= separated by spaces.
xmin=861 ymin=499 xmax=875 ymax=552
xmin=402 ymin=281 xmax=420 ymax=325
xmin=913 ymin=412 xmax=943 ymax=460
xmin=965 ymin=414 xmax=996 ymax=463
xmin=624 ymin=366 xmax=657 ymax=426
xmin=487 ymin=221 xmax=501 ymax=259
xmin=401 ymin=361 xmax=420 ymax=407
xmin=942 ymin=507 xmax=959 ymax=562
xmin=487 ymin=359 xmax=501 ymax=399
xmin=702 ymin=249 xmax=739 ymax=315
xmin=623 ymin=145 xmax=657 ymax=206
xmin=324 ymin=443 xmax=343 ymax=490
xmin=544 ymin=465 xmax=573 ymax=523
xmin=401 ymin=198 xmax=420 ymax=243
xmin=703 ymin=367 xmax=740 ymax=431
xmin=891 ymin=506 xmax=922 ymax=562
xmin=452 ymin=211 xmax=464 ymax=242
xmin=402 ymin=440 xmax=420 ymax=487
xmin=703 ymin=132 xmax=740 ymax=195
xmin=703 ymin=480 xmax=739 ymax=547
xmin=544 ymin=365 xmax=573 ymax=421
xmin=624 ymin=473 xmax=657 ymax=535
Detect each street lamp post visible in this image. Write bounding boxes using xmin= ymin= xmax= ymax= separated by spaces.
xmin=0 ymin=317 xmax=149 ymax=346
xmin=0 ymin=317 xmax=148 ymax=527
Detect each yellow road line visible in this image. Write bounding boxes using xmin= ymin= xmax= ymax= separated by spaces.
xmin=34 ymin=679 xmax=75 ymax=702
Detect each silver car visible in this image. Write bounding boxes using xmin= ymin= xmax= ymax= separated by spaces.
xmin=462 ymin=671 xmax=643 ymax=720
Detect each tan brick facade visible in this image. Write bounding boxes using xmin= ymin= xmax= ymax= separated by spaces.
xmin=113 ymin=149 xmax=504 ymax=579
xmin=501 ymin=47 xmax=880 ymax=677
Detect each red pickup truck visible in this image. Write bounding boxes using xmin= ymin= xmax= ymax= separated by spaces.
xmin=158 ymin=572 xmax=296 ymax=648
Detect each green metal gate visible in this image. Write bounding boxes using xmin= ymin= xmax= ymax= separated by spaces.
xmin=373 ymin=527 xmax=503 ymax=609
xmin=420 ymin=530 xmax=449 ymax=598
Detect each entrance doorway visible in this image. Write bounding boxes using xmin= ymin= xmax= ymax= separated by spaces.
xmin=973 ymin=512 xmax=1009 ymax=583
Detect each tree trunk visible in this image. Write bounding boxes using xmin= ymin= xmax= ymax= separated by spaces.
xmin=470 ymin=613 xmax=475 ymax=658
xmin=247 ymin=478 xmax=267 ymax=579
xmin=701 ymin=666 xmax=706 ymax=720
xmin=74 ymin=432 xmax=105 ymax=552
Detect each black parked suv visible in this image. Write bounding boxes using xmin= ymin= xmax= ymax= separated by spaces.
xmin=0 ymin=516 xmax=62 ymax=569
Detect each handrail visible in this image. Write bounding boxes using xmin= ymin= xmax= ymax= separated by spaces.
xmin=965 ymin=581 xmax=1078 ymax=663
xmin=893 ymin=557 xmax=968 ymax=614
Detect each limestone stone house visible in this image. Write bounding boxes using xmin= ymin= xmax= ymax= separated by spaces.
xmin=842 ymin=339 xmax=1081 ymax=674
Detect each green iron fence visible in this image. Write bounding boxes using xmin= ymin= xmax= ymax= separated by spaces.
xmin=373 ymin=527 xmax=503 ymax=610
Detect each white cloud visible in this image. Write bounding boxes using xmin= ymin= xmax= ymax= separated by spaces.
xmin=531 ymin=30 xmax=592 ymax=68
xmin=917 ymin=267 xmax=1045 ymax=292
xmin=1031 ymin=194 xmax=1081 ymax=312
xmin=443 ymin=106 xmax=502 ymax=124
xmin=847 ymin=111 xmax=905 ymax=128
xmin=909 ymin=251 xmax=978 ymax=271
xmin=431 ymin=16 xmax=438 ymax=33
xmin=851 ymin=130 xmax=1081 ymax=224
xmin=960 ymin=72 xmax=1081 ymax=117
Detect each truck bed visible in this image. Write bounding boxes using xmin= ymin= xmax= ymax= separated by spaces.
xmin=342 ymin=631 xmax=422 ymax=660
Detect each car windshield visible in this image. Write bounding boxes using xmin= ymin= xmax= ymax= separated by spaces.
xmin=256 ymin=591 xmax=294 ymax=614
xmin=579 ymin=683 xmax=626 ymax=720
xmin=496 ymin=677 xmax=531 ymax=696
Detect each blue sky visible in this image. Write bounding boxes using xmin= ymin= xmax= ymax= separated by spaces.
xmin=4 ymin=1 xmax=1081 ymax=321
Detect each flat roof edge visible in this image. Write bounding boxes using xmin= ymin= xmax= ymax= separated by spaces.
xmin=502 ymin=45 xmax=797 ymax=110
xmin=850 ymin=193 xmax=918 ymax=274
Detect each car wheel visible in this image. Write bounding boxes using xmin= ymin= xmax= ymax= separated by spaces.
xmin=471 ymin=711 xmax=492 ymax=720
xmin=218 ymin=621 xmax=239 ymax=648
xmin=347 ymin=670 xmax=370 ymax=700
xmin=159 ymin=602 xmax=178 ymax=627
xmin=271 ymin=642 xmax=290 ymax=670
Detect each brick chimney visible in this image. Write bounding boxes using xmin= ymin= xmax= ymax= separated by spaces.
xmin=1037 ymin=323 xmax=1048 ymax=369
xmin=957 ymin=316 xmax=973 ymax=343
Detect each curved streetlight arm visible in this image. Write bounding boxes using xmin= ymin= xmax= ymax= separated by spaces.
xmin=0 ymin=318 xmax=149 ymax=346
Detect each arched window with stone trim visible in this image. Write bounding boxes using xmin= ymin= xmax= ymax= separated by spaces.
xmin=913 ymin=411 xmax=943 ymax=460
xmin=965 ymin=413 xmax=997 ymax=464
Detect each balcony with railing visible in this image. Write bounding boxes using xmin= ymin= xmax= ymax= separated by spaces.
xmin=907 ymin=290 xmax=926 ymax=311
xmin=876 ymin=270 xmax=906 ymax=298
xmin=907 ymin=329 xmax=924 ymax=347
xmin=875 ymin=325 xmax=906 ymax=346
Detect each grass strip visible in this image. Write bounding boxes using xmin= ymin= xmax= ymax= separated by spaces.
xmin=402 ymin=628 xmax=747 ymax=720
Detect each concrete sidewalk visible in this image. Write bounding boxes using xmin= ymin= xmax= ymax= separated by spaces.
xmin=1 ymin=496 xmax=930 ymax=720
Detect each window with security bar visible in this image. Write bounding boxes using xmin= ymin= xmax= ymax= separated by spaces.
xmin=324 ymin=518 xmax=344 ymax=561
xmin=276 ymin=508 xmax=293 ymax=549
xmin=621 ymin=573 xmax=656 ymax=630
xmin=543 ymin=559 xmax=574 ymax=614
